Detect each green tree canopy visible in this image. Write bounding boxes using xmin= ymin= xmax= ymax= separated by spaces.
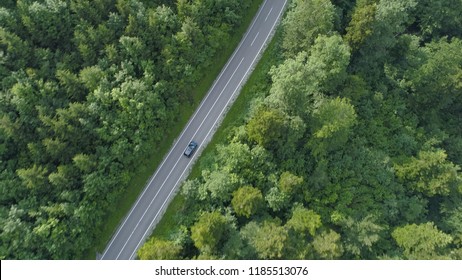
xmin=345 ymin=0 xmax=378 ymax=50
xmin=394 ymin=149 xmax=461 ymax=197
xmin=241 ymin=219 xmax=288 ymax=259
xmin=312 ymin=230 xmax=344 ymax=259
xmin=246 ymin=108 xmax=287 ymax=149
xmin=137 ymin=238 xmax=182 ymax=260
xmin=282 ymin=0 xmax=335 ymax=56
xmin=278 ymin=171 xmax=303 ymax=193
xmin=286 ymin=205 xmax=322 ymax=237
xmin=191 ymin=211 xmax=231 ymax=253
xmin=231 ymin=185 xmax=264 ymax=218
xmin=392 ymin=222 xmax=453 ymax=259
xmin=308 ymin=97 xmax=357 ymax=157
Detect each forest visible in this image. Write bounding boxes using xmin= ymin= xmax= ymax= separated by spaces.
xmin=139 ymin=0 xmax=462 ymax=260
xmin=0 ymin=0 xmax=253 ymax=259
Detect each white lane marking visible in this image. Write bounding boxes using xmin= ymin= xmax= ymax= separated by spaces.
xmin=250 ymin=32 xmax=260 ymax=46
xmin=116 ymin=57 xmax=245 ymax=259
xmin=100 ymin=0 xmax=270 ymax=259
xmin=129 ymin=0 xmax=289 ymax=260
xmin=265 ymin=6 xmax=273 ymax=22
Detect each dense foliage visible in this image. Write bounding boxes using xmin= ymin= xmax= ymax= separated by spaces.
xmin=141 ymin=0 xmax=462 ymax=259
xmin=0 ymin=0 xmax=253 ymax=259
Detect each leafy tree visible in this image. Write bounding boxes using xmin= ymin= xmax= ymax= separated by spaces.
xmin=265 ymin=186 xmax=291 ymax=213
xmin=16 ymin=164 xmax=48 ymax=190
xmin=72 ymin=154 xmax=96 ymax=173
xmin=268 ymin=35 xmax=350 ymax=118
xmin=442 ymin=207 xmax=462 ymax=248
xmin=308 ymin=97 xmax=357 ymax=157
xmin=312 ymin=230 xmax=344 ymax=259
xmin=0 ymin=206 xmax=34 ymax=259
xmin=394 ymin=149 xmax=461 ymax=197
xmin=267 ymin=52 xmax=319 ymax=117
xmin=349 ymin=0 xmax=418 ymax=83
xmin=374 ymin=0 xmax=417 ymax=42
xmin=214 ymin=142 xmax=253 ymax=175
xmin=282 ymin=0 xmax=335 ymax=57
xmin=392 ymin=222 xmax=453 ymax=259
xmin=337 ymin=215 xmax=385 ymax=258
xmin=278 ymin=171 xmax=303 ymax=193
xmin=171 ymin=17 xmax=206 ymax=66
xmin=199 ymin=169 xmax=240 ymax=203
xmin=246 ymin=108 xmax=287 ymax=149
xmin=177 ymin=0 xmax=247 ymax=29
xmin=221 ymin=228 xmax=249 ymax=259
xmin=0 ymin=27 xmax=31 ymax=71
xmin=405 ymin=38 xmax=462 ymax=120
xmin=345 ymin=0 xmax=378 ymax=50
xmin=79 ymin=66 xmax=105 ymax=92
xmin=191 ymin=211 xmax=231 ymax=253
xmin=18 ymin=0 xmax=73 ymax=49
xmin=286 ymin=205 xmax=322 ymax=237
xmin=231 ymin=186 xmax=264 ymax=218
xmin=48 ymin=165 xmax=77 ymax=190
xmin=70 ymin=0 xmax=114 ymax=25
xmin=415 ymin=0 xmax=462 ymax=39
xmin=241 ymin=219 xmax=288 ymax=259
xmin=306 ymin=34 xmax=351 ymax=94
xmin=137 ymin=238 xmax=182 ymax=260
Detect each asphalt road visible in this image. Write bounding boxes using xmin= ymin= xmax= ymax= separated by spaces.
xmin=100 ymin=0 xmax=287 ymax=260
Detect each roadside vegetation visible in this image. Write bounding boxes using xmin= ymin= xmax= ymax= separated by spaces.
xmin=141 ymin=0 xmax=462 ymax=260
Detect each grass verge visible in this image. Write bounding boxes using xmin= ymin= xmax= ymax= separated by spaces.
xmin=150 ymin=29 xmax=284 ymax=241
xmin=87 ymin=0 xmax=264 ymax=259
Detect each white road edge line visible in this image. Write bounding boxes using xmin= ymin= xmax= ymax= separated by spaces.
xmin=116 ymin=57 xmax=245 ymax=259
xmin=129 ymin=0 xmax=288 ymax=260
xmin=250 ymin=32 xmax=260 ymax=46
xmin=265 ymin=6 xmax=273 ymax=22
xmin=100 ymin=0 xmax=269 ymax=259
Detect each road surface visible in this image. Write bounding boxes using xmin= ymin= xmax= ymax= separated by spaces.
xmin=100 ymin=0 xmax=287 ymax=260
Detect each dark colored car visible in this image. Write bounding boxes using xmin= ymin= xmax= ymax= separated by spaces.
xmin=184 ymin=141 xmax=198 ymax=157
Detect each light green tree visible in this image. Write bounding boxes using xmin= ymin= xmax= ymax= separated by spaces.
xmin=16 ymin=164 xmax=48 ymax=190
xmin=306 ymin=34 xmax=351 ymax=94
xmin=242 ymin=220 xmax=288 ymax=259
xmin=282 ymin=0 xmax=335 ymax=56
xmin=312 ymin=230 xmax=344 ymax=259
xmin=267 ymin=52 xmax=319 ymax=117
xmin=345 ymin=0 xmax=378 ymax=50
xmin=286 ymin=205 xmax=322 ymax=236
xmin=394 ymin=149 xmax=461 ymax=196
xmin=138 ymin=238 xmax=182 ymax=260
xmin=199 ymin=169 xmax=240 ymax=202
xmin=278 ymin=171 xmax=303 ymax=193
xmin=392 ymin=222 xmax=453 ymax=259
xmin=231 ymin=186 xmax=263 ymax=218
xmin=191 ymin=211 xmax=230 ymax=253
xmin=337 ymin=215 xmax=384 ymax=258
